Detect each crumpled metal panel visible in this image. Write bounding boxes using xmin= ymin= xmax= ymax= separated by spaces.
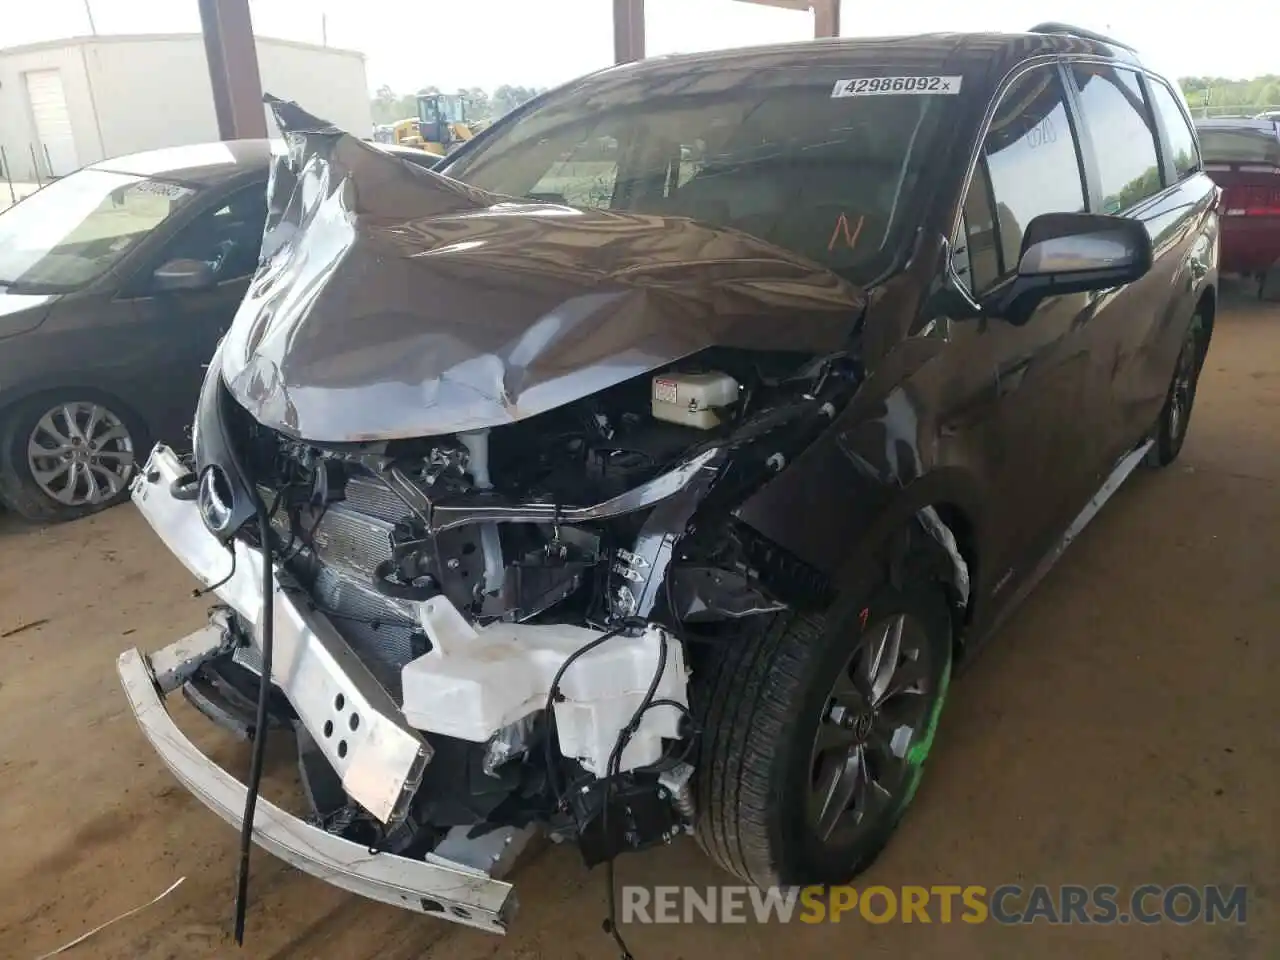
xmin=218 ymin=96 xmax=865 ymax=443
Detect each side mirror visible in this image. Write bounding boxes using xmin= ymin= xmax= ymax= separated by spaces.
xmin=982 ymin=212 xmax=1153 ymax=325
xmin=152 ymin=258 xmax=215 ymax=292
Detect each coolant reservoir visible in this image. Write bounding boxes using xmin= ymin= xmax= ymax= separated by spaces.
xmin=651 ymin=371 xmax=740 ymax=430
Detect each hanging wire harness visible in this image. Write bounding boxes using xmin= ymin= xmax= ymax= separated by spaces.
xmin=232 ymin=499 xmax=275 ymax=944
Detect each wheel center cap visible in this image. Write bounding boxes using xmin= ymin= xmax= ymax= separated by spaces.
xmin=850 ymin=710 xmax=875 ymax=742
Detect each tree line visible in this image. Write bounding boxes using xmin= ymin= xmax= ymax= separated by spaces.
xmin=371 ymin=84 xmax=546 ymax=126
xmin=1179 ymin=75 xmax=1280 ymax=111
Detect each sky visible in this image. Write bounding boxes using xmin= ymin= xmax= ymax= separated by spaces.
xmin=10 ymin=0 xmax=1277 ymax=93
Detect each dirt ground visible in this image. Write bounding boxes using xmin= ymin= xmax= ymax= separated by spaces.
xmin=1 ymin=291 xmax=1277 ymax=960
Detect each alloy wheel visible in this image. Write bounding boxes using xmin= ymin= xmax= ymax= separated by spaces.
xmin=808 ymin=613 xmax=937 ymax=843
xmin=26 ymin=402 xmax=136 ymax=506
xmin=1167 ymin=327 xmax=1198 ymax=443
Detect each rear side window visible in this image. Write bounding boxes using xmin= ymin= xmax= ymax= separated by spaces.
xmin=955 ymin=65 xmax=1086 ymax=293
xmin=1070 ymin=65 xmax=1163 ymax=212
xmin=1148 ymin=81 xmax=1201 ymax=179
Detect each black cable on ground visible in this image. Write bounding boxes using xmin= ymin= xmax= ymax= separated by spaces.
xmin=232 ymin=500 xmax=275 ymax=945
xmin=603 ymin=858 xmax=634 ymax=960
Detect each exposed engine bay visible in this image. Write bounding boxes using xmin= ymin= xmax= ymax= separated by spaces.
xmin=208 ymin=344 xmax=857 ymax=863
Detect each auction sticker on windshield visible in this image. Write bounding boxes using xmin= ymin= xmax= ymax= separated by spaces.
xmin=128 ymin=180 xmax=196 ymax=201
xmin=832 ymin=76 xmax=963 ymax=97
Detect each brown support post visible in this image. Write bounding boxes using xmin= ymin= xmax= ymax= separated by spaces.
xmin=613 ymin=0 xmax=645 ymax=64
xmin=813 ymin=0 xmax=840 ymax=38
xmin=197 ymin=0 xmax=268 ymax=139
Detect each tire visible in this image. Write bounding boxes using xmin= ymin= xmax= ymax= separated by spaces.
xmin=1259 ymin=264 xmax=1280 ymax=302
xmin=1144 ymin=314 xmax=1205 ymax=469
xmin=0 ymin=392 xmax=148 ymax=523
xmin=692 ymin=579 xmax=953 ymax=887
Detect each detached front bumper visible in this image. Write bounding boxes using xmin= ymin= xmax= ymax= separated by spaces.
xmin=119 ymin=445 xmax=519 ymax=932
xmin=118 ymin=639 xmax=516 ymax=932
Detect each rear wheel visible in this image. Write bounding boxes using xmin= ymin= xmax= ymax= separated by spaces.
xmin=1260 ymin=264 xmax=1280 ymax=302
xmin=1145 ymin=316 xmax=1205 ymax=468
xmin=693 ymin=580 xmax=953 ymax=886
xmin=0 ymin=393 xmax=146 ymax=523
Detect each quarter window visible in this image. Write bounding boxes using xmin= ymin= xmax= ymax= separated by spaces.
xmin=1070 ymin=65 xmax=1164 ymax=212
xmin=1148 ymin=81 xmax=1201 ymax=179
xmin=956 ymin=65 xmax=1086 ymax=293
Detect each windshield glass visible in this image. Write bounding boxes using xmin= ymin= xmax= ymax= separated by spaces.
xmin=0 ymin=169 xmax=197 ymax=292
xmin=446 ymin=64 xmax=954 ymax=281
xmin=1198 ymin=125 xmax=1280 ymax=166
xmin=439 ymin=95 xmax=466 ymax=124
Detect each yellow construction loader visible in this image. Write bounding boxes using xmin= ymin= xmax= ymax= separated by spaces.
xmin=390 ymin=93 xmax=475 ymax=158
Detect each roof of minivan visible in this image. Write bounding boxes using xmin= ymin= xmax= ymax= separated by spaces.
xmin=88 ymin=140 xmax=273 ymax=184
xmin=605 ymin=30 xmax=1143 ymax=84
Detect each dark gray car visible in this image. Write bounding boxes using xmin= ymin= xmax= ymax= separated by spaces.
xmin=0 ymin=141 xmax=272 ymax=521
xmin=0 ymin=139 xmax=442 ymax=523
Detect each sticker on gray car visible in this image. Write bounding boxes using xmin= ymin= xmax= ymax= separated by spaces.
xmin=831 ymin=76 xmax=963 ymax=97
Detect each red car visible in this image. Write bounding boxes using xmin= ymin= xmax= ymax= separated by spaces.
xmin=1196 ymin=118 xmax=1280 ymax=297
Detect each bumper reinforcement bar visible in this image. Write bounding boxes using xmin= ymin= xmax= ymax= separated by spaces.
xmin=117 ymin=641 xmax=517 ymax=934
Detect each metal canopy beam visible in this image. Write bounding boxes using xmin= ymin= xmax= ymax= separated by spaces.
xmin=613 ymin=0 xmax=645 ymax=64
xmin=613 ymin=0 xmax=838 ymax=65
xmin=731 ymin=0 xmax=841 ymax=38
xmin=197 ymin=0 xmax=267 ymax=139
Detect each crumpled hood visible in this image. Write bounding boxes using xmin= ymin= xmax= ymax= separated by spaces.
xmin=220 ymin=97 xmax=866 ymax=443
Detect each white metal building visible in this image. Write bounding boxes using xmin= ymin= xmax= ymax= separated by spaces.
xmin=0 ymin=34 xmax=372 ymax=180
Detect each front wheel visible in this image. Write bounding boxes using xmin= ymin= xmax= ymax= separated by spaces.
xmin=0 ymin=394 xmax=146 ymax=523
xmin=693 ymin=581 xmax=953 ymax=886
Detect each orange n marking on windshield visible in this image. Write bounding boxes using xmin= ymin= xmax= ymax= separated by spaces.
xmin=828 ymin=212 xmax=864 ymax=252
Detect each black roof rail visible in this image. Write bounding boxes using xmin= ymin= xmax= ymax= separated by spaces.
xmin=1028 ymin=22 xmax=1138 ymax=53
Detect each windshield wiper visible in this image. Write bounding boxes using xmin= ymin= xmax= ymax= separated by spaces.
xmin=0 ymin=278 xmax=66 ymax=294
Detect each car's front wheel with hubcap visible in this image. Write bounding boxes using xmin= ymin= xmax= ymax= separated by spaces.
xmin=693 ymin=579 xmax=953 ymax=886
xmin=0 ymin=394 xmax=145 ymax=523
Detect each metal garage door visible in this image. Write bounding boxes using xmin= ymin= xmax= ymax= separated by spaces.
xmin=24 ymin=69 xmax=79 ymax=177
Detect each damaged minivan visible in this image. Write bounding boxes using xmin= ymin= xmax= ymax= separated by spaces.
xmin=120 ymin=27 xmax=1217 ymax=945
